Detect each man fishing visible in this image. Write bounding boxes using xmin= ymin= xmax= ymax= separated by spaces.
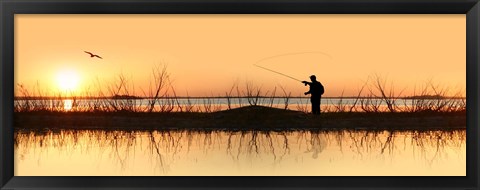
xmin=253 ymin=64 xmax=325 ymax=114
xmin=302 ymin=75 xmax=324 ymax=115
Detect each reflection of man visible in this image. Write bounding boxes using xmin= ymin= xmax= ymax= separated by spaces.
xmin=302 ymin=75 xmax=324 ymax=115
xmin=304 ymin=133 xmax=326 ymax=159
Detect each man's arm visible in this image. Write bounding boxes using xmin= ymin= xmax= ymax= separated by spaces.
xmin=302 ymin=81 xmax=311 ymax=95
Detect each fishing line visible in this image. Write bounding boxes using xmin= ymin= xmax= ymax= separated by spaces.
xmin=255 ymin=51 xmax=332 ymax=65
xmin=253 ymin=51 xmax=332 ymax=82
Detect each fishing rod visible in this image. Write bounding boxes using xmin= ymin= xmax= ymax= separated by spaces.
xmin=253 ymin=64 xmax=302 ymax=82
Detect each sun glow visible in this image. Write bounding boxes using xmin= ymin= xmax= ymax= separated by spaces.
xmin=63 ymin=99 xmax=73 ymax=111
xmin=57 ymin=70 xmax=80 ymax=92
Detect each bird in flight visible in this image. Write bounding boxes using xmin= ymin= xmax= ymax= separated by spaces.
xmin=84 ymin=51 xmax=103 ymax=59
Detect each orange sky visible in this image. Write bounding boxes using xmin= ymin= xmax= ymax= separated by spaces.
xmin=15 ymin=14 xmax=466 ymax=97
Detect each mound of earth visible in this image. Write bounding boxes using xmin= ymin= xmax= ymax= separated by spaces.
xmin=214 ymin=105 xmax=303 ymax=117
xmin=210 ymin=105 xmax=308 ymax=130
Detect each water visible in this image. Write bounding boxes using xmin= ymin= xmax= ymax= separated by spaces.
xmin=14 ymin=97 xmax=466 ymax=112
xmin=14 ymin=129 xmax=466 ymax=176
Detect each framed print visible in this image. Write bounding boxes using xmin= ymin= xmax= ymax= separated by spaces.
xmin=1 ymin=0 xmax=479 ymax=189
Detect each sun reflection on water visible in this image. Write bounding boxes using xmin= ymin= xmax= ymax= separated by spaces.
xmin=63 ymin=99 xmax=73 ymax=111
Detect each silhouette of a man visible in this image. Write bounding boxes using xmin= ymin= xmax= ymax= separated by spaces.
xmin=302 ymin=75 xmax=324 ymax=115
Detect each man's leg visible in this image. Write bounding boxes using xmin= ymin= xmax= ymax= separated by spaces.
xmin=311 ymin=103 xmax=315 ymax=114
xmin=314 ymin=103 xmax=320 ymax=114
xmin=311 ymin=99 xmax=316 ymax=114
xmin=312 ymin=98 xmax=319 ymax=114
xmin=317 ymin=97 xmax=321 ymax=114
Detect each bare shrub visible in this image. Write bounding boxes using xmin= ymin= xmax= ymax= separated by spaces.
xmin=245 ymin=82 xmax=262 ymax=106
xmin=279 ymin=85 xmax=292 ymax=110
xmin=143 ymin=64 xmax=171 ymax=113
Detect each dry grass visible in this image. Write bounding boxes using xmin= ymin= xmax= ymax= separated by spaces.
xmin=14 ymin=68 xmax=465 ymax=114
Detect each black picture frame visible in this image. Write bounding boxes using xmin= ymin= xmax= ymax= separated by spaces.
xmin=1 ymin=0 xmax=478 ymax=189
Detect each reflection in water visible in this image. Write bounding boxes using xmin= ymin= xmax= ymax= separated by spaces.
xmin=14 ymin=129 xmax=465 ymax=176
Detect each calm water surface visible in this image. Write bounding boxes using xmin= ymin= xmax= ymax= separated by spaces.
xmin=15 ymin=97 xmax=466 ymax=112
xmin=15 ymin=129 xmax=465 ymax=176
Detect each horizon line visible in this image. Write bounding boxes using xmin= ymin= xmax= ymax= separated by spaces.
xmin=14 ymin=95 xmax=467 ymax=100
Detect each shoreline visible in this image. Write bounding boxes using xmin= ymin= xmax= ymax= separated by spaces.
xmin=14 ymin=106 xmax=466 ymax=131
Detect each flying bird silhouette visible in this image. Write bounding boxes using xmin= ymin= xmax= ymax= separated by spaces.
xmin=84 ymin=51 xmax=103 ymax=59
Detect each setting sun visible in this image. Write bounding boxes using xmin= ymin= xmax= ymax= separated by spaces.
xmin=16 ymin=15 xmax=465 ymax=97
xmin=57 ymin=70 xmax=79 ymax=91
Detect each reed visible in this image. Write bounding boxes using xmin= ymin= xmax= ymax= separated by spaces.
xmin=279 ymin=85 xmax=291 ymax=110
xmin=225 ymin=82 xmax=237 ymax=110
xmin=14 ymin=68 xmax=466 ymax=114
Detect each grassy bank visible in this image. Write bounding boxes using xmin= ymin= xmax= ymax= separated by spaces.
xmin=15 ymin=105 xmax=465 ymax=131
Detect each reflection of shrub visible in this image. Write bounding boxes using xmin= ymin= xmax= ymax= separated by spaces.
xmin=14 ymin=129 xmax=466 ymax=171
